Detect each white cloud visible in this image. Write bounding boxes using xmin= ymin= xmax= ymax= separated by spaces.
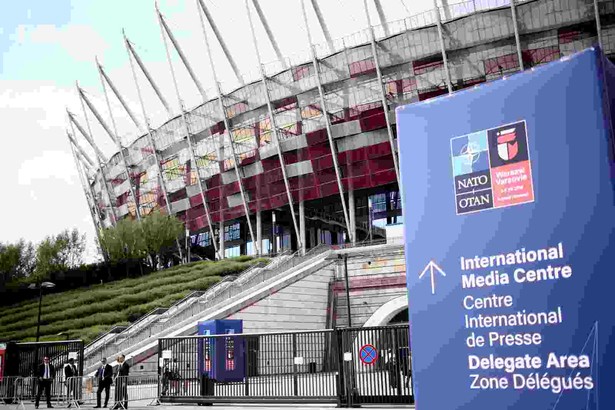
xmin=18 ymin=150 xmax=78 ymax=186
xmin=26 ymin=24 xmax=109 ymax=62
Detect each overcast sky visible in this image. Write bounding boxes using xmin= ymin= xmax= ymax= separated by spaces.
xmin=0 ymin=0 xmax=443 ymax=261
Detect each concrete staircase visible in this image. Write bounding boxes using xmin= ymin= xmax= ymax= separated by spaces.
xmin=83 ymin=244 xmax=333 ymax=375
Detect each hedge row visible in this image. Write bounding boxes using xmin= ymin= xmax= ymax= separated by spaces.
xmin=0 ymin=257 xmax=263 ymax=344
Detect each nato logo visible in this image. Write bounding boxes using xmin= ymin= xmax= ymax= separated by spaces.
xmin=450 ymin=120 xmax=534 ymax=215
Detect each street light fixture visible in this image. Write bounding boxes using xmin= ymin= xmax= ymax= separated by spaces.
xmin=28 ymin=281 xmax=56 ymax=342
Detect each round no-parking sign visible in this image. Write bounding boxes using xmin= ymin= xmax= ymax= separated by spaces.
xmin=359 ymin=344 xmax=377 ymax=365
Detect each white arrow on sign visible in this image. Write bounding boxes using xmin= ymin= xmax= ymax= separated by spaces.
xmin=419 ymin=261 xmax=446 ymax=294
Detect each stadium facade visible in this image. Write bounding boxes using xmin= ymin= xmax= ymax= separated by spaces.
xmin=68 ymin=0 xmax=615 ymax=260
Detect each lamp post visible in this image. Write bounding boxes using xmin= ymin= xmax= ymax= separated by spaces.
xmin=28 ymin=281 xmax=56 ymax=342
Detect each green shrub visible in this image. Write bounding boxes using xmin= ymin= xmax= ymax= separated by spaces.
xmin=0 ymin=258 xmax=260 ymax=344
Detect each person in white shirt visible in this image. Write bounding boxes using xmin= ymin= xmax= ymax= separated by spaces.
xmin=35 ymin=357 xmax=55 ymax=409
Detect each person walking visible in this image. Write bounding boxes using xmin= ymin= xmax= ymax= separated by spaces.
xmin=35 ymin=357 xmax=55 ymax=409
xmin=112 ymin=355 xmax=130 ymax=410
xmin=94 ymin=358 xmax=112 ymax=408
xmin=64 ymin=358 xmax=79 ymax=407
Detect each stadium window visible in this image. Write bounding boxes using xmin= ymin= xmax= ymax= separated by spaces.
xmin=301 ymin=104 xmax=322 ymax=120
xmin=246 ymin=241 xmax=255 ymax=256
xmin=522 ymin=47 xmax=561 ymax=67
xmin=225 ymin=246 xmax=240 ymax=258
xmin=349 ymin=58 xmax=376 ymax=78
xmin=196 ymin=232 xmax=212 ymax=247
xmin=484 ymin=53 xmax=519 ymax=75
xmin=370 ymin=193 xmax=387 ymax=214
xmin=373 ymin=218 xmax=387 ymax=228
xmin=247 ymin=239 xmax=270 ymax=256
xmin=281 ymin=233 xmax=291 ymax=251
xmin=386 ymin=78 xmax=417 ymax=97
xmin=224 ymin=222 xmax=241 ymax=242
xmin=225 ymin=101 xmax=249 ymax=119
xmin=389 ymin=191 xmax=402 ymax=211
xmin=162 ymin=158 xmax=183 ymax=180
xmin=273 ymin=96 xmax=298 ymax=113
xmin=348 ymin=101 xmax=382 ymax=118
xmin=320 ymin=230 xmax=332 ymax=245
xmin=292 ymin=64 xmax=313 ymax=81
xmin=278 ymin=122 xmax=301 ymax=138
xmin=558 ymin=27 xmax=582 ymax=44
xmin=412 ymin=57 xmax=444 ymax=76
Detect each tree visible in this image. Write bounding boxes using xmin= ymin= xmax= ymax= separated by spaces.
xmin=32 ymin=229 xmax=86 ymax=282
xmin=0 ymin=239 xmax=36 ymax=284
xmin=140 ymin=211 xmax=184 ymax=269
xmin=0 ymin=243 xmax=21 ymax=284
xmin=99 ymin=219 xmax=146 ymax=264
xmin=55 ymin=229 xmax=86 ymax=268
xmin=99 ymin=211 xmax=184 ymax=270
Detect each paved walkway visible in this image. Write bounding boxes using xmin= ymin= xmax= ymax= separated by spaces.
xmin=2 ymin=404 xmax=414 ymax=410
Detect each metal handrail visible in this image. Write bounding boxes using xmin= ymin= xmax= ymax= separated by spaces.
xmin=84 ymin=245 xmax=333 ymax=372
xmin=85 ymin=290 xmax=205 ymax=356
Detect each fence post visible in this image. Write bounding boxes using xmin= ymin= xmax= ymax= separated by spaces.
xmin=292 ymin=334 xmax=298 ymax=396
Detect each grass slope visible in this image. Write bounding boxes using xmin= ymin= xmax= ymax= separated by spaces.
xmin=0 ymin=257 xmax=264 ymax=344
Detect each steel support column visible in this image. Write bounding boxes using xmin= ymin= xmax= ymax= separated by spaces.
xmin=157 ymin=7 xmax=222 ymax=260
xmin=219 ymin=221 xmax=225 ymax=259
xmin=363 ymin=0 xmax=401 ymax=186
xmin=299 ymin=201 xmax=306 ymax=255
xmin=68 ymin=133 xmax=103 ymax=236
xmin=301 ymin=0 xmax=354 ymax=243
xmin=79 ymin=83 xmax=142 ymax=220
xmin=348 ymin=189 xmax=356 ymax=245
xmin=196 ymin=0 xmax=244 ymax=86
xmin=510 ymin=0 xmax=524 ymax=71
xmin=256 ymin=209 xmax=262 ymax=256
xmin=197 ymin=2 xmax=259 ymax=255
xmin=124 ymin=34 xmax=184 ymax=261
xmin=250 ymin=0 xmax=287 ymax=69
xmin=97 ymin=61 xmax=144 ymax=133
xmin=441 ymin=0 xmax=452 ymax=20
xmin=593 ymin=0 xmax=603 ymax=48
xmin=157 ymin=7 xmax=207 ymax=100
xmin=124 ymin=30 xmax=172 ymax=115
xmin=432 ymin=0 xmax=453 ymax=94
xmin=67 ymin=109 xmax=107 ymax=163
xmin=67 ymin=115 xmax=117 ymax=227
xmin=66 ymin=132 xmax=95 ymax=170
xmin=373 ymin=0 xmax=390 ymax=37
xmin=245 ymin=0 xmax=302 ymax=253
xmin=309 ymin=0 xmax=334 ymax=53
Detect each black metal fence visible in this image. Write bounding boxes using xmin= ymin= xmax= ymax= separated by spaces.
xmin=158 ymin=325 xmax=412 ymax=406
xmin=2 ymin=340 xmax=84 ymax=403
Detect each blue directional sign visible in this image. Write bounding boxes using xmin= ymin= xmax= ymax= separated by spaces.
xmin=396 ymin=47 xmax=615 ymax=410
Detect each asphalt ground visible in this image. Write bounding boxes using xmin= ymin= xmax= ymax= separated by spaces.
xmin=3 ymin=404 xmax=414 ymax=410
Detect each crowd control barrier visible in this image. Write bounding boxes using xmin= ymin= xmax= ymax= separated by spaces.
xmin=1 ymin=376 xmax=70 ymax=408
xmin=0 ymin=376 xmax=21 ymax=404
xmin=66 ymin=375 xmax=160 ymax=409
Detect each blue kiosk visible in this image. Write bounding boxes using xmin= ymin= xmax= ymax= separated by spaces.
xmin=197 ymin=319 xmax=244 ymax=384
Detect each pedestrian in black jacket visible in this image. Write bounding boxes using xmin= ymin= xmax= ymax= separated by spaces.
xmin=64 ymin=358 xmax=79 ymax=406
xmin=35 ymin=357 xmax=55 ymax=409
xmin=94 ymin=358 xmax=113 ymax=408
xmin=112 ymin=355 xmax=130 ymax=410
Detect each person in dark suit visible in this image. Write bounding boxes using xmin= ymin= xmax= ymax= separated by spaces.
xmin=112 ymin=355 xmax=130 ymax=410
xmin=95 ymin=358 xmax=113 ymax=408
xmin=35 ymin=357 xmax=55 ymax=409
xmin=64 ymin=358 xmax=79 ymax=406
